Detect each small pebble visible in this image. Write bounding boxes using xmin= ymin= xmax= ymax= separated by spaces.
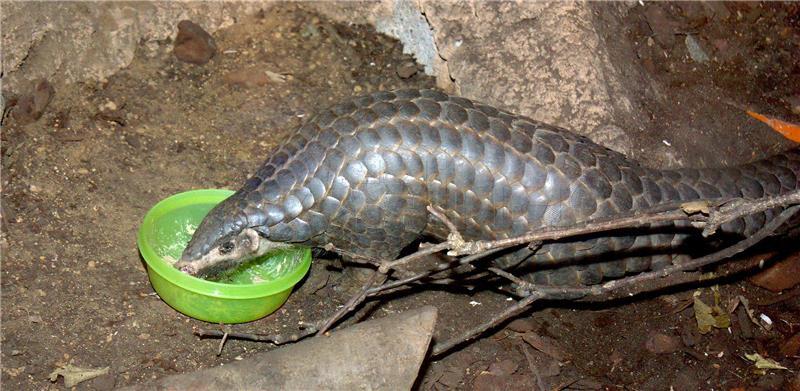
xmin=396 ymin=62 xmax=418 ymax=79
xmin=507 ymin=318 xmax=537 ymax=333
xmin=29 ymin=184 xmax=41 ymax=193
xmin=12 ymin=79 xmax=54 ymax=124
xmin=124 ymin=133 xmax=142 ymax=149
xmin=749 ymin=254 xmax=800 ymax=292
xmin=487 ymin=359 xmax=518 ymax=376
xmin=645 ymin=331 xmax=681 ymax=354
xmin=90 ymin=373 xmax=116 ymax=391
xmin=100 ymin=101 xmax=117 ymax=112
xmin=685 ymin=34 xmax=710 ymax=63
xmin=224 ymin=68 xmax=270 ymax=88
xmin=173 ymin=20 xmax=217 ymax=65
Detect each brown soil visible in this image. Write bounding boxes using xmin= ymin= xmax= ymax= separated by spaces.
xmin=2 ymin=3 xmax=798 ymax=390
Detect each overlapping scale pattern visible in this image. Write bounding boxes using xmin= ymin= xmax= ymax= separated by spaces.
xmin=237 ymin=89 xmax=800 ymax=286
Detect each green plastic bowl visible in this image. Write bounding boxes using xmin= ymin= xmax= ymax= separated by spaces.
xmin=137 ymin=189 xmax=311 ymax=324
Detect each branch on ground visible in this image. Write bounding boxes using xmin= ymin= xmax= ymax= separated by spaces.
xmin=195 ymin=190 xmax=800 ymax=355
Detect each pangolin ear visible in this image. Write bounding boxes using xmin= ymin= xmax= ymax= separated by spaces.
xmin=251 ymin=225 xmax=270 ymax=237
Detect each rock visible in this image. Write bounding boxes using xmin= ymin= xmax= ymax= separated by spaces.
xmin=96 ymin=108 xmax=127 ymax=126
xmin=223 ymin=68 xmax=271 ymax=88
xmin=701 ymin=2 xmax=731 ymax=21
xmin=414 ymin=2 xmax=655 ymax=152
xmin=735 ymin=305 xmax=754 ymax=340
xmin=507 ymin=318 xmax=537 ymax=333
xmin=780 ymin=332 xmax=800 ymax=358
xmin=436 ymin=369 xmax=463 ymax=388
xmin=89 ymin=373 xmax=116 ymax=391
xmin=685 ymin=35 xmax=709 ymax=64
xmin=749 ymin=254 xmax=800 ymax=292
xmin=118 ymin=307 xmax=438 ymax=391
xmin=589 ymin=124 xmax=632 ymax=157
xmin=681 ymin=322 xmax=700 ymax=347
xmin=3 ymin=3 xmax=266 ymax=93
xmin=99 ymin=101 xmax=117 ymax=112
xmin=173 ymin=20 xmax=217 ymax=65
xmin=396 ymin=62 xmax=418 ymax=79
xmin=11 ymin=79 xmax=54 ymax=124
xmin=487 ymin=359 xmax=518 ymax=376
xmin=123 ymin=133 xmax=142 ymax=149
xmin=645 ymin=332 xmax=681 ymax=354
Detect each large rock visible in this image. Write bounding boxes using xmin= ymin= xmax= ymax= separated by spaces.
xmin=419 ymin=1 xmax=637 ymax=155
xmin=118 ymin=306 xmax=438 ymax=391
xmin=0 ymin=1 xmax=665 ymax=154
xmin=5 ymin=1 xmax=789 ymax=166
xmin=1 ymin=2 xmax=264 ymax=92
xmin=308 ymin=1 xmax=638 ymax=155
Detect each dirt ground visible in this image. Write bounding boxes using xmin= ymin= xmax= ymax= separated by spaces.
xmin=2 ymin=3 xmax=799 ymax=390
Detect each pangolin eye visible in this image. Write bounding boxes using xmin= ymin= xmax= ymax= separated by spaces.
xmin=219 ymin=241 xmax=235 ymax=254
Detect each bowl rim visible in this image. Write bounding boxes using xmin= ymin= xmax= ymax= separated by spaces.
xmin=138 ymin=189 xmax=311 ymax=300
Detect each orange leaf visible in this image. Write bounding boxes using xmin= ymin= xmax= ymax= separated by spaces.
xmin=747 ymin=110 xmax=800 ymax=143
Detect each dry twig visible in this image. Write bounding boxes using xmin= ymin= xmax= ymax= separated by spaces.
xmin=431 ymin=204 xmax=799 ymax=355
xmin=195 ymin=190 xmax=800 ymax=355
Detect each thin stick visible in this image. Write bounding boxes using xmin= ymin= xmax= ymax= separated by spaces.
xmin=444 ymin=209 xmax=693 ymax=257
xmin=703 ymin=191 xmax=800 ymax=236
xmin=557 ymin=205 xmax=798 ymax=300
xmin=218 ymin=332 xmax=228 ymax=356
xmin=317 ymin=270 xmax=388 ymax=334
xmin=193 ymin=191 xmax=800 ymax=354
xmin=445 ymin=191 xmax=800 ymax=257
xmin=366 ymin=248 xmax=504 ymax=296
xmin=430 ymin=205 xmax=799 ymax=354
xmin=195 ymin=323 xmax=318 ymax=345
xmin=432 ymin=292 xmax=545 ymax=356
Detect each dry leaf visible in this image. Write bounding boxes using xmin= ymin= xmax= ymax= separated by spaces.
xmin=744 ymin=353 xmax=787 ymax=370
xmin=49 ymin=364 xmax=109 ymax=387
xmin=681 ymin=200 xmax=711 ymax=214
xmin=693 ymin=289 xmax=730 ymax=334
xmin=521 ymin=333 xmax=570 ymax=362
xmin=729 ymin=295 xmax=761 ymax=327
